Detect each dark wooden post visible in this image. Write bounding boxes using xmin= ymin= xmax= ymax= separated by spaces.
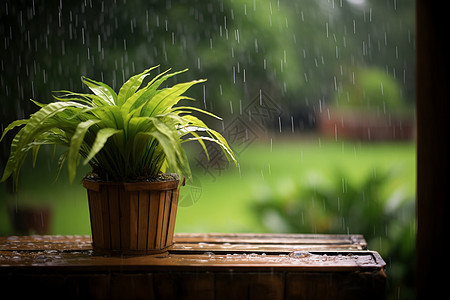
xmin=416 ymin=1 xmax=450 ymax=299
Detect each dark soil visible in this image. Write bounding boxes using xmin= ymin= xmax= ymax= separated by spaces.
xmin=83 ymin=171 xmax=179 ymax=183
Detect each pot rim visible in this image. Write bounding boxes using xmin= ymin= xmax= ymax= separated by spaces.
xmin=82 ymin=177 xmax=180 ymax=192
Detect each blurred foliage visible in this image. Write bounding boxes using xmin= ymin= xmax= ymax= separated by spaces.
xmin=0 ymin=1 xmax=416 ymax=296
xmin=0 ymin=0 xmax=416 ymax=162
xmin=252 ymin=168 xmax=415 ymax=299
xmin=334 ymin=66 xmax=407 ymax=112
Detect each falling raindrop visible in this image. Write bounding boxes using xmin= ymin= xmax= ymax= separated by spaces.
xmin=0 ymin=2 xmax=415 ymax=297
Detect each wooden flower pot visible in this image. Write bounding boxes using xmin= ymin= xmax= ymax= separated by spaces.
xmin=82 ymin=178 xmax=180 ymax=256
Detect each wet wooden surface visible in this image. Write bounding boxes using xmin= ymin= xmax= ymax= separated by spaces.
xmin=0 ymin=233 xmax=386 ymax=299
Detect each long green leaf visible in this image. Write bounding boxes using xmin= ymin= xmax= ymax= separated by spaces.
xmin=53 ymin=90 xmax=109 ymax=108
xmin=120 ymin=68 xmax=172 ymax=114
xmin=169 ymin=106 xmax=223 ymax=120
xmin=0 ymin=119 xmax=28 ymax=142
xmin=117 ymin=66 xmax=159 ymax=106
xmin=181 ymin=129 xmax=209 ymax=160
xmin=183 ymin=135 xmax=236 ymax=165
xmin=29 ymin=99 xmax=46 ymax=108
xmin=68 ymin=119 xmax=101 ymax=182
xmin=127 ymin=116 xmax=153 ymax=137
xmin=83 ymin=128 xmax=121 ymax=165
xmin=54 ymin=150 xmax=68 ymax=183
xmin=132 ymin=132 xmax=163 ymax=175
xmin=179 ymin=115 xmax=237 ymax=166
xmin=81 ymin=76 xmax=117 ymax=106
xmin=148 ymin=117 xmax=191 ymax=180
xmin=204 ymin=128 xmax=237 ymax=165
xmin=1 ymin=101 xmax=88 ymax=185
xmin=121 ymin=68 xmax=191 ymax=115
xmin=52 ymin=91 xmax=97 ymax=106
xmin=88 ymin=105 xmax=123 ymax=130
xmin=142 ymin=79 xmax=206 ymax=117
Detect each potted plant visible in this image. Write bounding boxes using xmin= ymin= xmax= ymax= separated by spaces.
xmin=0 ymin=65 xmax=236 ymax=255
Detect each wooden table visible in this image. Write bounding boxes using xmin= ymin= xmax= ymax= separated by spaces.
xmin=0 ymin=233 xmax=386 ymax=300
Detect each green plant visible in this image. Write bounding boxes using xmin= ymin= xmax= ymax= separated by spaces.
xmin=334 ymin=67 xmax=406 ymax=112
xmin=1 ymin=66 xmax=236 ymax=187
xmin=252 ymin=168 xmax=415 ymax=300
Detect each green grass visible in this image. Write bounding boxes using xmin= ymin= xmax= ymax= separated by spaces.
xmin=176 ymin=136 xmax=416 ymax=233
xmin=0 ymin=136 xmax=416 ymax=236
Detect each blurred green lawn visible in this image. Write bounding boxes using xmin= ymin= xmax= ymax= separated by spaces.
xmin=0 ymin=136 xmax=416 ymax=236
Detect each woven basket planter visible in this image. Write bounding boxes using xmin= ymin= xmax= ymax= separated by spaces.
xmin=82 ymin=177 xmax=180 ymax=256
